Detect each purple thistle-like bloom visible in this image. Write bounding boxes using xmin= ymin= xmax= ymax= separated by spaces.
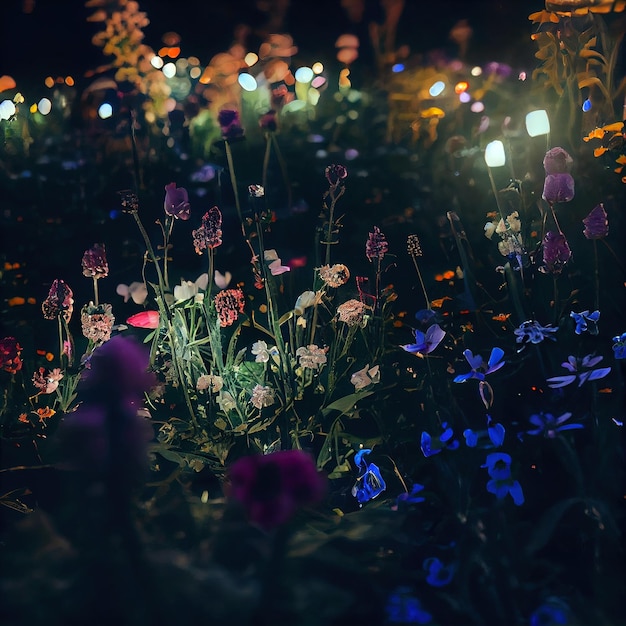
xmin=543 ymin=147 xmax=573 ymax=174
xmin=81 ymin=243 xmax=109 ymax=279
xmin=325 ymin=163 xmax=348 ymax=186
xmin=192 ymin=206 xmax=223 ymax=254
xmin=226 ymin=450 xmax=326 ymax=529
xmin=164 ymin=182 xmax=191 ymax=220
xmin=541 ymin=231 xmax=572 ymax=275
xmin=542 ymin=173 xmax=575 ymax=203
xmin=583 ymin=203 xmax=609 ymax=239
xmin=366 ymin=226 xmax=388 ymax=261
xmin=218 ymin=109 xmax=245 ymax=141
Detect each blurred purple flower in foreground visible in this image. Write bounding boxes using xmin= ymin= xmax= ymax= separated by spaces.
xmin=227 ymin=450 xmax=326 ymax=530
xmin=218 ymin=108 xmax=245 ymax=141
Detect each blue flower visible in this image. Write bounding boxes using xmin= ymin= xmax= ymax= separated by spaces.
xmin=546 ymin=354 xmax=611 ymax=388
xmin=423 ymin=557 xmax=455 ymax=587
xmin=421 ymin=422 xmax=459 ymax=457
xmin=570 ymin=310 xmax=600 ymax=335
xmin=463 ymin=415 xmax=505 ymax=448
xmin=530 ymin=598 xmax=571 ymax=626
xmin=514 ymin=320 xmax=558 ymax=345
xmin=453 ymin=347 xmax=505 ymax=383
xmin=386 ymin=587 xmax=432 ymax=624
xmin=526 ymin=412 xmax=583 ymax=438
xmin=401 ymin=324 xmax=445 ymax=355
xmin=482 ymin=452 xmax=524 ymax=505
xmin=612 ymin=332 xmax=626 ymax=359
xmin=352 ymin=449 xmax=386 ymax=504
xmin=396 ymin=483 xmax=425 ymax=505
xmin=414 ymin=309 xmax=439 ymax=326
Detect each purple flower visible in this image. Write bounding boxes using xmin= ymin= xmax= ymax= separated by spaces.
xmin=226 ymin=450 xmax=326 ymax=529
xmin=526 ymin=412 xmax=583 ymax=438
xmin=259 ymin=109 xmax=278 ymax=132
xmin=542 ymin=173 xmax=575 ymax=203
xmin=514 ymin=320 xmax=558 ymax=344
xmin=401 ymin=324 xmax=445 ymax=355
xmin=324 ymin=163 xmax=348 ymax=186
xmin=583 ymin=203 xmax=609 ymax=239
xmin=164 ymin=182 xmax=190 ymax=220
xmin=546 ymin=353 xmax=611 ymax=388
xmin=41 ymin=279 xmax=74 ymax=323
xmin=192 ymin=206 xmax=223 ymax=254
xmin=453 ymin=347 xmax=505 ymax=383
xmin=81 ymin=243 xmax=109 ymax=279
xmin=366 ymin=226 xmax=388 ymax=261
xmin=543 ymin=147 xmax=573 ymax=174
xmin=218 ymin=109 xmax=245 ymax=141
xmin=540 ymin=231 xmax=572 ymax=275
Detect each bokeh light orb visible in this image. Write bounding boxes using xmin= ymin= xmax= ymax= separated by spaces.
xmin=162 ymin=63 xmax=176 ymax=78
xmin=238 ymin=73 xmax=257 ymax=91
xmin=429 ymin=81 xmax=445 ymax=97
xmin=295 ymin=67 xmax=314 ymax=83
xmin=98 ymin=103 xmax=113 ymax=119
xmin=37 ymin=98 xmax=52 ymax=115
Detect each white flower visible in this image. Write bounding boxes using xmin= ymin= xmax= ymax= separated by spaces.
xmin=252 ymin=340 xmax=270 ymax=362
xmin=250 ymin=384 xmax=275 ymax=409
xmin=214 ymin=270 xmax=232 ymax=290
xmin=484 ymin=222 xmax=497 ymax=239
xmin=294 ymin=290 xmax=322 ymax=315
xmin=350 ymin=364 xmax=380 ymax=390
xmin=216 ymin=390 xmax=236 ymax=411
xmin=174 ymin=274 xmax=209 ymax=302
xmin=296 ymin=344 xmax=328 ymax=370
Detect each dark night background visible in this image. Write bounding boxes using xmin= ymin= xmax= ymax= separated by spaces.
xmin=1 ymin=0 xmax=535 ymax=84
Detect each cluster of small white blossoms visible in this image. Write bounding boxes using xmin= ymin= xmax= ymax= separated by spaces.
xmin=250 ymin=384 xmax=275 ymax=409
xmin=296 ymin=345 xmax=328 ymax=370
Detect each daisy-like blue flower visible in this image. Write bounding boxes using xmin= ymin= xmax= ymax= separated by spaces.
xmin=546 ymin=354 xmax=611 ymax=388
xmin=526 ymin=412 xmax=583 ymax=438
xmin=482 ymin=452 xmax=524 ymax=505
xmin=453 ymin=347 xmax=505 ymax=383
xmin=421 ymin=422 xmax=459 ymax=457
xmin=352 ymin=448 xmax=386 ymax=504
xmin=423 ymin=557 xmax=455 ymax=587
xmin=514 ymin=320 xmax=558 ymax=345
xmin=401 ymin=324 xmax=445 ymax=355
xmin=570 ymin=310 xmax=600 ymax=335
xmin=613 ymin=332 xmax=626 ymax=359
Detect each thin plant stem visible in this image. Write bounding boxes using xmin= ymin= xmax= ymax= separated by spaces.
xmin=262 ymin=133 xmax=271 ymax=199
xmin=593 ymin=239 xmax=600 ymax=311
xmin=410 ymin=256 xmax=431 ymax=310
xmin=271 ymin=133 xmax=292 ymax=212
xmin=553 ymin=276 xmax=559 ymax=326
xmin=549 ymin=202 xmax=563 ymax=234
xmin=224 ymin=139 xmax=244 ymax=235
xmin=92 ymin=277 xmax=99 ymax=307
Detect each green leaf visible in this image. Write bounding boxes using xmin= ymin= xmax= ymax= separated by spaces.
xmin=322 ymin=391 xmax=373 ymax=418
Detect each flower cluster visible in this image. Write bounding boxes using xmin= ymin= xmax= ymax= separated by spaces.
xmin=296 ymin=344 xmax=328 ymax=370
xmin=365 ymin=226 xmax=388 ymax=261
xmin=318 ymin=263 xmax=350 ymax=288
xmin=192 ymin=207 xmax=223 ymax=254
xmin=336 ymin=299 xmax=369 ymax=326
xmin=81 ymin=243 xmax=109 ymax=279
xmin=81 ymin=302 xmax=115 ymax=343
xmin=213 ymin=288 xmax=245 ymax=327
xmin=41 ymin=279 xmax=74 ymax=322
xmin=0 ymin=337 xmax=23 ymax=374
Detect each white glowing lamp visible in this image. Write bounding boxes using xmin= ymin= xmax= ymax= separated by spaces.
xmin=525 ymin=109 xmax=550 ymax=137
xmin=484 ymin=140 xmax=506 ymax=168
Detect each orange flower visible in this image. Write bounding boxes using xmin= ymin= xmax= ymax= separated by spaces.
xmin=36 ymin=407 xmax=56 ymax=422
xmin=18 ymin=413 xmax=29 ymax=423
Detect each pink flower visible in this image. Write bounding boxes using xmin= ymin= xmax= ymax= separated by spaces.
xmin=366 ymin=226 xmax=388 ymax=261
xmin=214 ymin=288 xmax=245 ymax=327
xmin=192 ymin=206 xmax=223 ymax=253
xmin=325 ymin=164 xmax=348 ymax=186
xmin=226 ymin=450 xmax=326 ymax=529
xmin=127 ymin=310 xmax=160 ymax=329
xmin=164 ymin=183 xmax=190 ymax=220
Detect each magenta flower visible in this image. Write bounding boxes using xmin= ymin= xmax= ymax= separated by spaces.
xmin=325 ymin=164 xmax=348 ymax=186
xmin=582 ymin=203 xmax=609 ymax=239
xmin=81 ymin=243 xmax=109 ymax=279
xmin=218 ymin=109 xmax=245 ymax=141
xmin=164 ymin=183 xmax=190 ymax=220
xmin=0 ymin=336 xmax=23 ymax=374
xmin=540 ymin=231 xmax=572 ymax=275
xmin=226 ymin=450 xmax=326 ymax=529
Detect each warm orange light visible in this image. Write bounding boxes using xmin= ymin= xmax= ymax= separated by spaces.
xmin=454 ymin=81 xmax=469 ymax=94
xmin=44 ymin=76 xmax=54 ymax=88
xmin=65 ymin=76 xmax=75 ymax=86
xmin=167 ymin=46 xmax=181 ymax=58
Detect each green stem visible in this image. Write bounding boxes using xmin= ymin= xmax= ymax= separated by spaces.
xmin=411 ymin=256 xmax=430 ymax=310
xmin=262 ymin=133 xmax=271 ymax=201
xmin=224 ymin=139 xmax=244 ymax=235
xmin=271 ymin=133 xmax=292 ymax=212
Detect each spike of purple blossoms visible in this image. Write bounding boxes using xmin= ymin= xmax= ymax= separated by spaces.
xmin=541 ymin=231 xmax=572 ymax=275
xmin=192 ymin=206 xmax=223 ymax=254
xmin=366 ymin=226 xmax=388 ymax=261
xmin=582 ymin=203 xmax=609 ymax=239
xmin=81 ymin=243 xmax=109 ymax=279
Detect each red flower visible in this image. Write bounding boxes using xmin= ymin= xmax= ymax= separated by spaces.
xmin=127 ymin=310 xmax=160 ymax=329
xmin=214 ymin=288 xmax=245 ymax=327
xmin=0 ymin=336 xmax=23 ymax=374
xmin=226 ymin=450 xmax=326 ymax=529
